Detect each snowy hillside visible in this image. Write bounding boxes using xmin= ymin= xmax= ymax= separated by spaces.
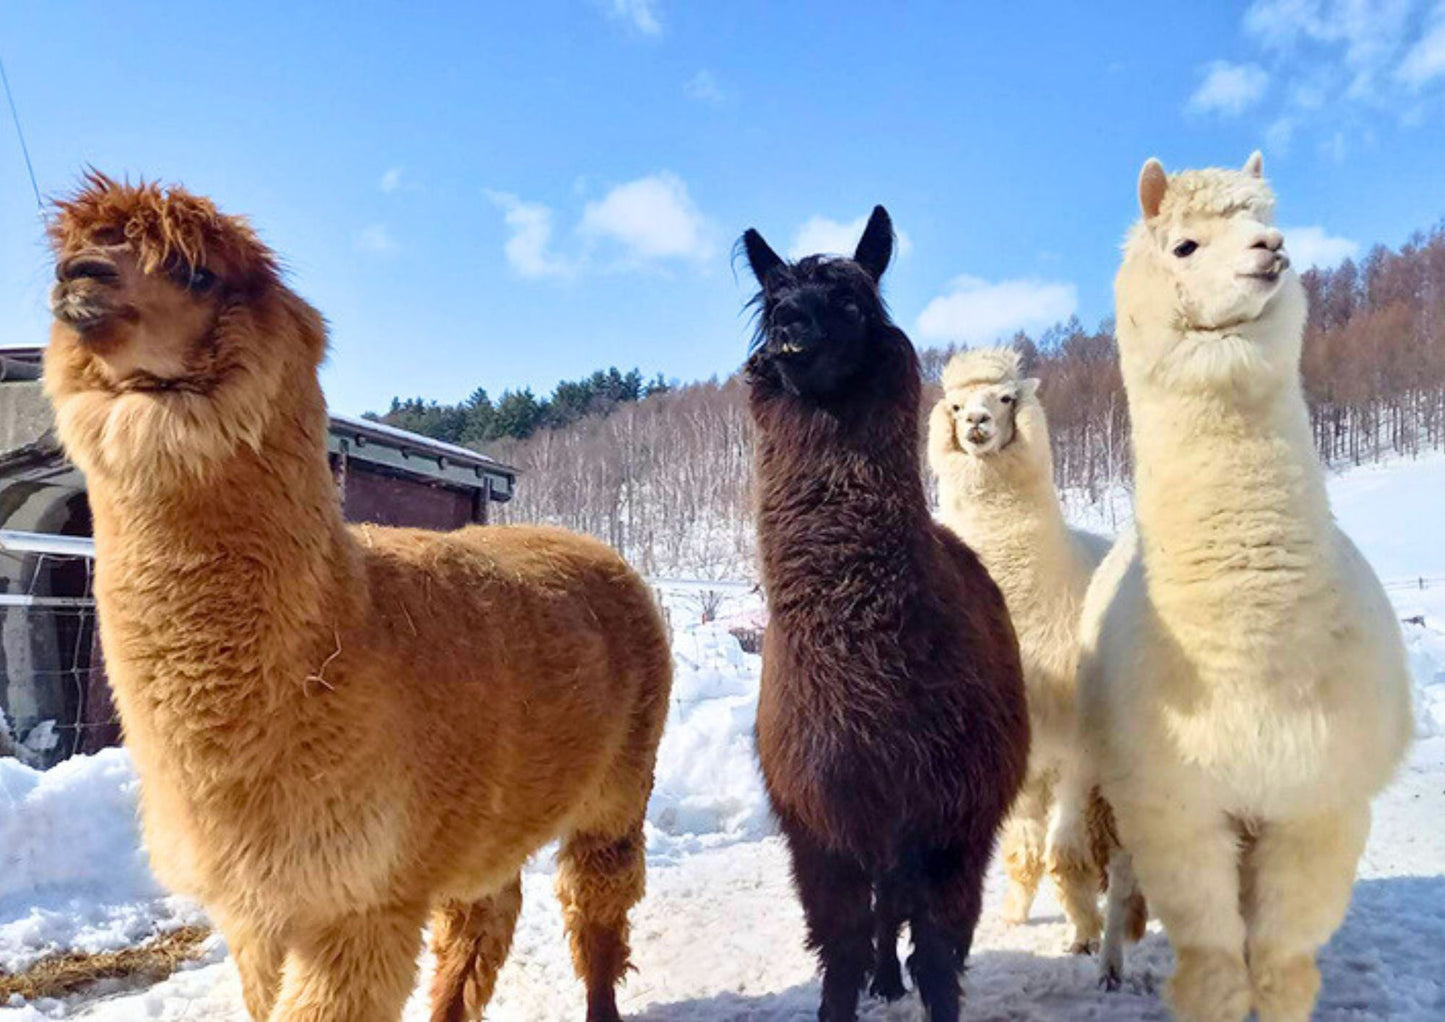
xmin=2 ymin=456 xmax=1443 ymax=1019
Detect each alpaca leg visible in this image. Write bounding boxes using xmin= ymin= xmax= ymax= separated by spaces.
xmin=906 ymin=843 xmax=990 ymax=1022
xmin=267 ymin=905 xmax=424 ymax=1022
xmin=1121 ymin=807 xmax=1250 ymax=1022
xmin=1046 ymin=774 xmax=1103 ymax=953
xmin=1098 ymin=851 xmax=1146 ymax=991
xmin=220 ymin=915 xmax=284 ymax=1022
xmin=999 ymin=770 xmax=1051 ymax=925
xmin=428 ymin=876 xmax=524 ymax=1022
xmin=1242 ymin=806 xmax=1370 ymax=1022
xmin=784 ymin=825 xmax=873 ymax=1022
xmin=869 ymin=870 xmax=908 ymax=1002
xmin=555 ymin=822 xmax=646 ymax=1022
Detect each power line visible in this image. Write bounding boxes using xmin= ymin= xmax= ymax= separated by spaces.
xmin=0 ymin=52 xmax=42 ymax=211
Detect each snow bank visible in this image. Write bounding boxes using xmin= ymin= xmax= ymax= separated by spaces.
xmin=0 ymin=750 xmax=204 ymax=974
xmin=646 ymin=620 xmax=770 ymax=858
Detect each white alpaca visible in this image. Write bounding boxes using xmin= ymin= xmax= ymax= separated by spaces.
xmin=1078 ymin=153 xmax=1413 ymax=1022
xmin=928 ymin=347 xmax=1111 ymax=952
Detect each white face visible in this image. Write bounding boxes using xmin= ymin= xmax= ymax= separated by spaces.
xmin=947 ymin=380 xmax=1033 ymax=455
xmin=1152 ymin=210 xmax=1291 ymax=330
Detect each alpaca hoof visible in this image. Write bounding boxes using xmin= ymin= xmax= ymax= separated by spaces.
xmin=1098 ymin=966 xmax=1122 ymax=992
xmin=869 ymin=967 xmax=907 ymax=1002
xmin=1169 ymin=947 xmax=1250 ymax=1022
xmin=1000 ymin=884 xmax=1037 ymax=926
xmin=586 ymin=990 xmax=623 ymax=1022
xmin=1068 ymin=938 xmax=1099 ymax=956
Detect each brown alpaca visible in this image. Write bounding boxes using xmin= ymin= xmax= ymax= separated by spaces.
xmin=741 ymin=207 xmax=1030 ymax=1022
xmin=42 ymin=173 xmax=672 ymax=1022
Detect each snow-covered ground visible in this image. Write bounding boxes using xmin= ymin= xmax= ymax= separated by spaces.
xmin=3 ymin=455 xmax=1444 ymax=1019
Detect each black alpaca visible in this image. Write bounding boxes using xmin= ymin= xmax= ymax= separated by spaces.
xmin=742 ymin=207 xmax=1030 ymax=1022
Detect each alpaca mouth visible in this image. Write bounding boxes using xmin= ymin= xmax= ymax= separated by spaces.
xmin=964 ymin=427 xmax=994 ymax=447
xmin=51 ymin=286 xmax=129 ymax=333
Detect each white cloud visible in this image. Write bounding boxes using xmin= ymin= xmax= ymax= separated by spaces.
xmin=915 ymin=276 xmax=1078 ymax=345
xmin=1282 ymin=224 xmax=1360 ymax=268
xmin=607 ymin=0 xmax=661 ymax=35
xmin=355 ymin=224 xmax=396 ymax=255
xmin=685 ymin=70 xmax=725 ymax=105
xmin=1245 ymin=0 xmax=1414 ymax=74
xmin=379 ymin=168 xmax=404 ymax=193
xmin=788 ymin=214 xmax=914 ymax=262
xmin=580 ymin=172 xmax=711 ymax=261
xmin=486 ymin=191 xmax=574 ymax=279
xmin=1188 ymin=61 xmax=1270 ymax=115
xmin=1399 ymin=4 xmax=1445 ymax=87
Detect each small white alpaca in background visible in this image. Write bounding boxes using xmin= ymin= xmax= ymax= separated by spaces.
xmin=928 ymin=348 xmax=1112 ymax=953
xmin=1078 ymin=152 xmax=1413 ymax=1022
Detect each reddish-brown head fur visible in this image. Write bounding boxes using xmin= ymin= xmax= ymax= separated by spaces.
xmin=43 ymin=172 xmax=326 ymax=486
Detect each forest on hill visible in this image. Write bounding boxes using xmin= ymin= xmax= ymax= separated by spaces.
xmin=371 ymin=220 xmax=1445 ymax=577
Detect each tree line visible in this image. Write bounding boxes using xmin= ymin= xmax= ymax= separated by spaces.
xmin=385 ymin=219 xmax=1445 ymax=577
xmin=367 ymin=366 xmax=670 ymax=444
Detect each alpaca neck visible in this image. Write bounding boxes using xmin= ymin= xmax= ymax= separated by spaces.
xmin=938 ymin=429 xmax=1080 ymax=615
xmin=1128 ymin=359 xmax=1334 ymax=625
xmin=751 ymin=334 xmax=931 ymax=603
xmin=940 ymin=428 xmax=1070 ymax=560
xmin=88 ymin=386 xmax=359 ymax=723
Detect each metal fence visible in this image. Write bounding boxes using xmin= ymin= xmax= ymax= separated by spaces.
xmin=0 ymin=530 xmax=101 ymax=768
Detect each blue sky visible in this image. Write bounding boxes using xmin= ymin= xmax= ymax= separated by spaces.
xmin=2 ymin=1 xmax=1443 ymax=415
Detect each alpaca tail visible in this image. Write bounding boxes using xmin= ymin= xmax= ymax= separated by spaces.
xmin=1086 ymin=785 xmax=1119 ymax=893
xmin=1088 ymin=787 xmax=1150 ymax=942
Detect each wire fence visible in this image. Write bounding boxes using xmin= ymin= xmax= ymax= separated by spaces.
xmin=0 ymin=535 xmax=104 ymax=769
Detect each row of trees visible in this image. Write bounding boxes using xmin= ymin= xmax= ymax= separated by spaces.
xmin=393 ymin=221 xmax=1445 ymax=576
xmin=368 ymin=366 xmax=670 ymax=444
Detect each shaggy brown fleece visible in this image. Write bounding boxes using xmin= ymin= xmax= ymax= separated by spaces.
xmin=42 ymin=173 xmax=672 ymax=1022
xmin=742 ymin=208 xmax=1030 ymax=1022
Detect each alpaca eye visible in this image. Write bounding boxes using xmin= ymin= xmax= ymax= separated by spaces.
xmin=1000 ymin=395 xmax=1014 ymax=405
xmin=1173 ymin=239 xmax=1199 ymax=258
xmin=842 ymin=301 xmax=861 ymax=320
xmin=174 ymin=266 xmax=217 ymax=292
xmin=91 ymin=226 xmax=126 ymax=246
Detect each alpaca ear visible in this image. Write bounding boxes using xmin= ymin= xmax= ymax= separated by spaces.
xmin=854 ymin=205 xmax=894 ymax=281
xmin=742 ymin=229 xmax=784 ymax=287
xmin=1020 ymin=378 xmax=1041 ymax=401
xmin=1243 ymin=150 xmax=1264 ymax=177
xmin=1139 ymin=159 xmax=1168 ymax=220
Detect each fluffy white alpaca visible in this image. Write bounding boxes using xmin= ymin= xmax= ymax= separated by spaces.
xmin=928 ymin=348 xmax=1112 ymax=952
xmin=1078 ymin=153 xmax=1413 ymax=1022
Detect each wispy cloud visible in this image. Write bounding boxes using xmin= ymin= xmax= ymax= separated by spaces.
xmin=1198 ymin=1 xmax=1445 ymax=154
xmin=486 ymin=191 xmax=574 ymax=279
xmin=787 ymin=214 xmax=914 ymax=261
xmin=1399 ymin=3 xmax=1445 ymax=87
xmin=606 ymin=0 xmax=661 ymax=36
xmin=355 ymin=224 xmax=397 ymax=255
xmin=581 ymin=172 xmax=711 ymax=262
xmin=915 ymin=275 xmax=1077 ymax=345
xmin=1282 ymin=224 xmax=1360 ymax=268
xmin=1188 ymin=61 xmax=1270 ymax=115
xmin=685 ymin=70 xmax=726 ymax=105
xmin=379 ymin=168 xmax=404 ymax=193
xmin=488 ymin=172 xmax=712 ymax=279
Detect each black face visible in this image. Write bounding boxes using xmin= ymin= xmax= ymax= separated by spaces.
xmin=742 ymin=205 xmax=895 ymax=398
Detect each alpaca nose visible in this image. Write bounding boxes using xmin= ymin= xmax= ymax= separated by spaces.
xmin=57 ymin=254 xmax=120 ymax=284
xmin=965 ymin=411 xmax=991 ymax=426
xmin=1251 ymin=229 xmax=1284 ymax=253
